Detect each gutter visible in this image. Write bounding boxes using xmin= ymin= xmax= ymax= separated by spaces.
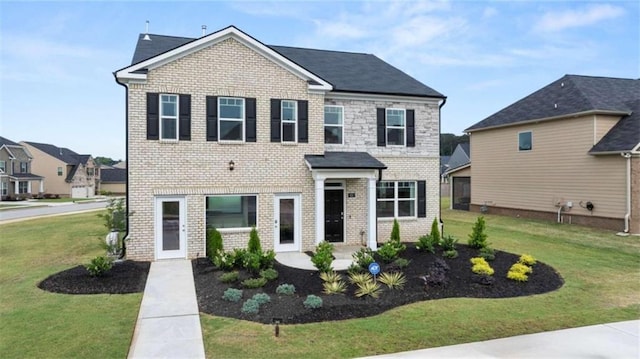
xmin=621 ymin=152 xmax=632 ymax=233
xmin=113 ymin=72 xmax=129 ymax=259
xmin=438 ymin=96 xmax=447 ymax=234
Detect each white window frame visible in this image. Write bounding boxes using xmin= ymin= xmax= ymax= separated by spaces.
xmin=205 ymin=194 xmax=258 ymax=231
xmin=324 ymin=105 xmax=344 ymax=145
xmin=20 ymin=162 xmax=28 ymax=173
xmin=160 ymin=94 xmax=179 ymax=141
xmin=281 ymin=100 xmax=297 ymax=143
xmin=57 ymin=167 xmax=63 ymax=176
xmin=218 ymin=97 xmax=245 ymax=142
xmin=386 ymin=108 xmax=406 ymax=146
xmin=0 ymin=160 xmax=5 ymax=173
xmin=518 ymin=131 xmax=532 ymax=151
xmin=18 ymin=181 xmax=28 ymax=194
xmin=376 ymin=180 xmax=417 ymax=218
xmin=1 ymin=181 xmax=7 ymax=196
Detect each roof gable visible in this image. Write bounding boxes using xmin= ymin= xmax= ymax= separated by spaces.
xmin=590 ymin=99 xmax=640 ymax=154
xmin=466 ymin=75 xmax=638 ymax=132
xmin=23 ymin=141 xmax=81 ymax=164
xmin=116 ymin=26 xmax=332 ymax=91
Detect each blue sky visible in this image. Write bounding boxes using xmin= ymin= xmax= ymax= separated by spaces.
xmin=1 ymin=1 xmax=638 ymax=160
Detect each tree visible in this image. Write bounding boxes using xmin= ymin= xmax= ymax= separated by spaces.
xmin=440 ymin=133 xmax=469 ymax=156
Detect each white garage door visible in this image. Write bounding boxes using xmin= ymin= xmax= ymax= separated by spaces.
xmin=71 ymin=186 xmax=87 ymax=198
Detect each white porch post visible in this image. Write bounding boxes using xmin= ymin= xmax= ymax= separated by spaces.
xmin=367 ymin=177 xmax=377 ymax=250
xmin=315 ymin=178 xmax=325 ymax=245
xmin=27 ymin=181 xmax=31 ymax=194
xmin=39 ymin=180 xmax=44 ymax=193
xmin=14 ymin=180 xmax=19 ymax=194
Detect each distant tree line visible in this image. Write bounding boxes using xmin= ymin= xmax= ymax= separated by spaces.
xmin=94 ymin=156 xmax=121 ymax=167
xmin=440 ymin=133 xmax=469 ymax=156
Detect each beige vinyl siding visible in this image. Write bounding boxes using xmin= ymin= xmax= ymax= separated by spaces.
xmin=594 ymin=115 xmax=622 ymax=145
xmin=470 ymin=114 xmax=626 ymax=219
xmin=449 ymin=166 xmax=470 ymax=177
xmin=20 ymin=143 xmax=70 ymax=196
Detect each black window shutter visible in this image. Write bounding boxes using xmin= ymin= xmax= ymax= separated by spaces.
xmin=270 ymin=99 xmax=281 ymax=142
xmin=245 ymin=98 xmax=257 ymax=142
xmin=146 ymin=93 xmax=159 ymax=140
xmin=297 ymin=100 xmax=308 ymax=143
xmin=376 ymin=108 xmax=386 ymax=146
xmin=179 ymin=94 xmax=191 ymax=141
xmin=417 ymin=180 xmax=426 ymax=218
xmin=406 ymin=109 xmax=415 ymax=147
xmin=206 ymin=96 xmax=218 ymax=141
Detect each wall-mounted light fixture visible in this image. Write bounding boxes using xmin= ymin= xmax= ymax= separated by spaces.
xmin=228 ymin=160 xmax=235 ymax=171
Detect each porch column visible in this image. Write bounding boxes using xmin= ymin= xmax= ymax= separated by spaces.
xmin=39 ymin=180 xmax=44 ymax=193
xmin=315 ymin=178 xmax=325 ymax=245
xmin=367 ymin=177 xmax=377 ymax=250
xmin=27 ymin=182 xmax=31 ymax=194
xmin=14 ymin=180 xmax=19 ymax=194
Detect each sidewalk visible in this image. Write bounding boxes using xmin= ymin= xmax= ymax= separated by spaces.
xmin=128 ymin=260 xmax=205 ymax=359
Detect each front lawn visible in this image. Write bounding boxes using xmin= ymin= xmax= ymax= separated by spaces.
xmin=0 ymin=212 xmax=141 ymax=358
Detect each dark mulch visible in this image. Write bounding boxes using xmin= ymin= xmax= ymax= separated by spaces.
xmin=193 ymin=244 xmax=564 ymax=324
xmin=38 ymin=260 xmax=150 ymax=294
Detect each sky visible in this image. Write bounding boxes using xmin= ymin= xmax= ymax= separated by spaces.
xmin=1 ymin=0 xmax=638 ymax=160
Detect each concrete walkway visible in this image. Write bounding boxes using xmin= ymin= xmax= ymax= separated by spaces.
xmin=128 ymin=260 xmax=205 ymax=359
xmin=275 ymin=245 xmax=361 ymax=271
xmin=359 ymin=320 xmax=639 ymax=359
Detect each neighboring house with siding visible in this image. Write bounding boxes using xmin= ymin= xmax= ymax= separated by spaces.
xmin=114 ymin=25 xmax=445 ymax=261
xmin=465 ymin=75 xmax=639 ymax=234
xmin=0 ymin=136 xmax=44 ymax=199
xmin=444 ymin=143 xmax=471 ymax=210
xmin=100 ymin=167 xmax=126 ymax=195
xmin=21 ymin=141 xmax=98 ymax=198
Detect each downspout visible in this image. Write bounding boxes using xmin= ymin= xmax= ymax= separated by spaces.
xmin=438 ymin=96 xmax=447 ymax=235
xmin=113 ymin=72 xmax=129 ymax=259
xmin=622 ymin=152 xmax=632 ymax=233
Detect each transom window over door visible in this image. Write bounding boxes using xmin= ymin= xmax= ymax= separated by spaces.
xmin=160 ymin=94 xmax=178 ymax=140
xmin=281 ymin=100 xmax=297 ymax=142
xmin=219 ymin=97 xmax=245 ymax=141
xmin=386 ymin=109 xmax=406 ymax=146
xmin=324 ymin=106 xmax=344 ymax=144
xmin=376 ymin=181 xmax=416 ymax=218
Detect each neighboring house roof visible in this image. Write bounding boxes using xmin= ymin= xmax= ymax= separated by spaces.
xmin=112 ymin=161 xmax=127 ymax=169
xmin=101 ymin=168 xmax=126 ymax=183
xmin=124 ymin=26 xmax=444 ymax=99
xmin=305 ymin=152 xmax=387 ymax=170
xmin=440 ymin=155 xmax=451 ymax=176
xmin=446 ymin=143 xmax=471 ymax=171
xmin=0 ymin=136 xmax=33 ymax=161
xmin=10 ymin=173 xmax=43 ymax=180
xmin=0 ymin=136 xmax=20 ymax=147
xmin=444 ymin=163 xmax=471 ymax=176
xmin=23 ymin=141 xmax=93 ymax=182
xmin=466 ymin=75 xmax=639 ymax=153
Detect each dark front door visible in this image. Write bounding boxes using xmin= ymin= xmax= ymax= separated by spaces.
xmin=324 ymin=189 xmax=344 ymax=243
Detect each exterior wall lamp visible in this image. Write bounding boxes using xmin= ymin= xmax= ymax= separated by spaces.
xmin=228 ymin=160 xmax=235 ymax=171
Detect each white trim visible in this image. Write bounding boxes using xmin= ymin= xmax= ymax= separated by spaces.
xmin=160 ymin=94 xmax=179 ymax=141
xmin=218 ymin=97 xmax=245 ymax=142
xmin=367 ymin=178 xmax=377 ymax=250
xmin=377 ymin=180 xmax=418 ymax=219
xmin=308 ymin=168 xmax=379 ymax=181
xmin=444 ymin=163 xmax=471 ymax=176
xmin=324 ymin=181 xmax=346 ymax=244
xmin=324 ymin=105 xmax=344 ymax=145
xmin=155 ymin=196 xmax=187 ymax=260
xmin=205 ymin=194 xmax=258 ymax=230
xmin=274 ymin=193 xmax=302 ymax=252
xmin=518 ymin=130 xmax=533 ymax=151
xmin=386 ymin=108 xmax=407 ymax=147
xmin=281 ymin=100 xmax=298 ymax=143
xmin=325 ymin=91 xmax=442 ymax=104
xmin=115 ymin=26 xmax=333 ymax=92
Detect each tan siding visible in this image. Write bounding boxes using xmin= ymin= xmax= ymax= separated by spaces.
xmin=594 ymin=115 xmax=622 ymax=145
xmin=470 ymin=115 xmax=626 ymax=219
xmin=449 ymin=167 xmax=470 ymax=177
xmin=20 ymin=143 xmax=70 ymax=195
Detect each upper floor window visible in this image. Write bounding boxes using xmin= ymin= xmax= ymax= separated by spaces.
xmin=219 ymin=97 xmax=245 ymax=141
xmin=376 ymin=181 xmax=416 ymax=218
xmin=386 ymin=109 xmax=406 ymax=146
xmin=160 ymin=94 xmax=178 ymax=140
xmin=57 ymin=167 xmax=63 ymax=176
xmin=518 ymin=131 xmax=532 ymax=151
xmin=20 ymin=162 xmax=28 ymax=173
xmin=0 ymin=160 xmax=5 ymax=173
xmin=281 ymin=100 xmax=297 ymax=142
xmin=87 ymin=168 xmax=95 ymax=176
xmin=324 ymin=106 xmax=344 ymax=144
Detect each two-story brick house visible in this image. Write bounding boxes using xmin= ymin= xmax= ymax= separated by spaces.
xmin=0 ymin=136 xmax=44 ymax=200
xmin=115 ymin=26 xmax=445 ymax=261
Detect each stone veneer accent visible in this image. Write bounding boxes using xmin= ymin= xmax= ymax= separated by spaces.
xmin=124 ymin=37 xmax=442 ymax=260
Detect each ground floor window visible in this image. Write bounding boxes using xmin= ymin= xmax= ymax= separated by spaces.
xmin=206 ymin=195 xmax=257 ymax=229
xmin=18 ymin=181 xmax=28 ymax=194
xmin=376 ymin=181 xmax=416 ymax=218
xmin=1 ymin=181 xmax=7 ymax=196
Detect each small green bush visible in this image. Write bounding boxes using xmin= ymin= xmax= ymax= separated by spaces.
xmin=222 ymin=288 xmax=243 ymax=302
xmin=347 ymin=263 xmax=365 ymax=274
xmin=275 ymin=284 xmax=296 ymax=295
xmin=251 ymin=293 xmax=271 ymax=305
xmin=85 ymin=255 xmax=113 ymax=277
xmin=241 ymin=299 xmax=260 ymax=314
xmin=442 ymin=249 xmax=459 ymax=258
xmin=355 ymin=280 xmax=382 ymax=298
xmin=323 ymin=280 xmax=347 ymax=294
xmin=352 ymin=247 xmax=375 ymax=269
xmin=390 ymin=218 xmax=401 ymax=242
xmin=378 ymin=272 xmax=406 ymax=290
xmin=377 ymin=241 xmax=400 ymax=262
xmin=219 ymin=271 xmax=239 ymax=283
xmin=259 ymin=250 xmax=276 ymax=270
xmin=248 ymin=227 xmax=262 ymax=253
xmin=478 ymin=247 xmax=496 ymax=261
xmin=311 ymin=241 xmax=334 ymax=273
xmin=430 ymin=217 xmax=441 ymax=244
xmin=519 ymin=254 xmax=537 ymax=266
xmin=391 ymin=257 xmax=411 ymax=269
xmin=213 ymin=251 xmax=235 ymax=271
xmin=231 ymin=248 xmax=248 ymax=268
xmin=206 ymin=227 xmax=223 ymax=262
xmin=242 ymin=251 xmax=262 ymax=274
xmin=416 ymin=234 xmax=438 ymax=253
xmin=468 ymin=216 xmax=489 ymax=249
xmin=303 ymin=295 xmax=323 ymax=309
xmin=441 ymin=234 xmax=458 ymax=251
xmin=259 ymin=268 xmax=278 ymax=281
xmin=241 ymin=277 xmax=267 ymax=288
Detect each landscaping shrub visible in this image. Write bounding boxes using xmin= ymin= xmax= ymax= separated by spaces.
xmin=389 ymin=257 xmax=411 ymax=271
xmin=259 ymin=250 xmax=276 ymax=270
xmin=206 ymin=227 xmax=223 ymax=262
xmin=259 ymin=268 xmax=278 ymax=281
xmin=416 ymin=234 xmax=437 ymax=253
xmin=251 ymin=293 xmax=271 ymax=305
xmin=242 ymin=251 xmax=262 ymax=274
xmin=470 ymin=257 xmax=494 ymax=276
xmin=311 ymin=241 xmax=334 ymax=273
xmin=347 ymin=263 xmax=365 ymax=274
xmin=213 ymin=251 xmax=235 ymax=271
xmin=275 ymin=284 xmax=296 ymax=295
xmin=85 ymin=255 xmax=113 ymax=277
xmin=231 ymin=248 xmax=248 ymax=268
xmin=519 ymin=254 xmax=537 ymax=266
xmin=303 ymin=295 xmax=323 ymax=309
xmin=248 ymin=227 xmax=262 ymax=253
xmin=222 ymin=288 xmax=243 ymax=302
xmin=319 ymin=271 xmax=342 ymax=283
xmin=241 ymin=277 xmax=267 ymax=288
xmin=348 ymin=272 xmax=372 ymax=286
xmin=422 ymin=259 xmax=449 ymax=287
xmin=430 ymin=217 xmax=441 ymax=244
xmin=241 ymin=299 xmax=260 ymax=314
xmin=354 ymin=280 xmax=382 ymax=298
xmin=376 ymin=241 xmax=401 ymax=262
xmin=442 ymin=249 xmax=458 ymax=258
xmin=378 ymin=272 xmax=406 ymax=290
xmin=323 ymin=280 xmax=347 ymax=294
xmin=441 ymin=234 xmax=458 ymax=251
xmin=510 ymin=263 xmax=532 ymax=274
xmin=219 ymin=271 xmax=239 ymax=283
xmin=388 ymin=219 xmax=406 ymax=254
xmin=478 ymin=247 xmax=496 ymax=261
xmin=507 ymin=270 xmax=529 ymax=282
xmin=352 ymin=247 xmax=374 ymax=270
xmin=468 ymin=216 xmax=489 ymax=249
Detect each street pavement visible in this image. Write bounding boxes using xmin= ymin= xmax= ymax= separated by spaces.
xmin=0 ymin=200 xmax=109 ymax=223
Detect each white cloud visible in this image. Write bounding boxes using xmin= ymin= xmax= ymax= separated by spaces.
xmin=482 ymin=7 xmax=497 ymax=19
xmin=534 ymin=4 xmax=625 ymax=32
xmin=391 ymin=16 xmax=466 ymax=47
xmin=313 ymin=20 xmax=370 ymax=40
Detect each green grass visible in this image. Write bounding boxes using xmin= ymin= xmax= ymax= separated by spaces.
xmin=199 ymin=198 xmax=640 ymax=358
xmin=0 ymin=212 xmax=141 ymax=358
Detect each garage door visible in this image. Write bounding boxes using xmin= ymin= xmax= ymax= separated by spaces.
xmin=71 ymin=186 xmax=87 ymax=198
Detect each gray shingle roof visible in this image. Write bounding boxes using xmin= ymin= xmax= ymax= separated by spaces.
xmin=466 ymin=75 xmax=640 ymax=153
xmin=129 ymin=32 xmax=444 ymax=98
xmin=0 ymin=136 xmax=20 ymax=147
xmin=101 ymin=168 xmax=126 ymax=183
xmin=446 ymin=143 xmax=471 ymax=170
xmin=23 ymin=141 xmax=81 ymax=164
xmin=304 ymin=152 xmax=387 ymax=169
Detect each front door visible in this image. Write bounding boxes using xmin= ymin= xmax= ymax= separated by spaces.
xmin=155 ymin=197 xmax=186 ymax=259
xmin=274 ymin=194 xmax=301 ymax=252
xmin=325 ymin=188 xmax=344 ymax=243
